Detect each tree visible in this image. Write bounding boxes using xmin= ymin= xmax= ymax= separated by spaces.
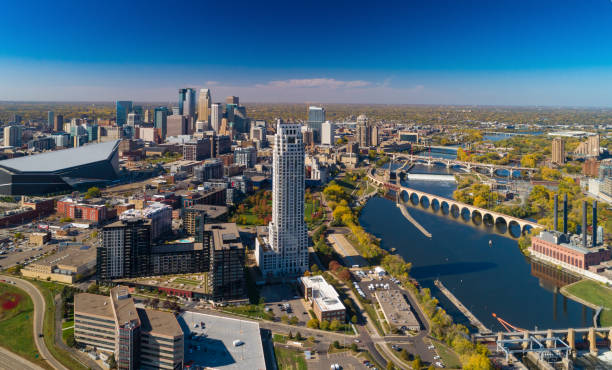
xmin=333 ymin=340 xmax=340 ymax=349
xmin=350 ymin=343 xmax=358 ymax=352
xmin=289 ymin=316 xmax=299 ymax=325
xmin=351 ymin=315 xmax=358 ymax=324
xmin=288 ymin=331 xmax=293 ymax=339
xmin=87 ymin=283 xmax=100 ymax=294
xmin=84 ymin=186 xmax=101 ymax=199
xmin=65 ymin=332 xmax=76 ymax=347
xmin=307 ymin=318 xmax=320 ymax=328
xmin=281 ymin=314 xmax=289 ymax=323
xmin=108 ymin=355 xmax=117 ymax=369
xmin=308 ymin=336 xmax=315 ymax=343
xmin=320 ymin=320 xmax=330 ymax=330
xmin=329 ymin=319 xmax=341 ymax=331
xmin=412 ymin=354 xmax=422 ymax=370
xmin=386 ymin=362 xmax=395 ymax=370
xmin=295 ymin=332 xmax=303 ymax=341
xmin=337 ymin=269 xmax=351 ymax=282
xmin=400 ymin=349 xmax=410 ymax=361
xmin=463 ymin=353 xmax=493 ymax=370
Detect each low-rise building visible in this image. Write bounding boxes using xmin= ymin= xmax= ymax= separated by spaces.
xmin=298 ymin=275 xmax=345 ymax=323
xmin=374 ymin=289 xmax=420 ymax=332
xmin=57 ymin=197 xmax=108 ymax=223
xmin=21 ymin=244 xmax=96 ymax=283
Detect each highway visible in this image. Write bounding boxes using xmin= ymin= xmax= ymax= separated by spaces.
xmin=1 ymin=275 xmax=68 ymax=370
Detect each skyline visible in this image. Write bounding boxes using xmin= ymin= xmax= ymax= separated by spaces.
xmin=2 ymin=0 xmax=612 ymax=106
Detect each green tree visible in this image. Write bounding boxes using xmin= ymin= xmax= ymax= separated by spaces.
xmin=84 ymin=186 xmax=101 ymax=199
xmin=463 ymin=353 xmax=493 ymax=370
xmin=288 ymin=331 xmax=293 ymax=339
xmin=333 ymin=340 xmax=340 ymax=349
xmin=307 ymin=318 xmax=319 ymax=328
xmin=351 ymin=315 xmax=358 ymax=324
xmin=412 ymin=354 xmax=422 ymax=370
xmin=320 ymin=320 xmax=330 ymax=330
xmin=350 ymin=343 xmax=358 ymax=352
xmin=329 ymin=319 xmax=341 ymax=331
xmin=289 ymin=316 xmax=299 ymax=325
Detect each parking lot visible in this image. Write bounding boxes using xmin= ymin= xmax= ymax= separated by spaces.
xmin=306 ymin=351 xmax=373 ymax=370
xmin=260 ymin=283 xmax=312 ymax=325
xmin=353 ymin=270 xmax=403 ymax=301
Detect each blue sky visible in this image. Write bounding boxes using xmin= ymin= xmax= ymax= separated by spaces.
xmin=1 ymin=0 xmax=612 ymax=105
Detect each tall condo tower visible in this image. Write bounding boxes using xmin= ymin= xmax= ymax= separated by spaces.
xmin=256 ymin=120 xmax=308 ymax=276
xmin=197 ymin=88 xmax=211 ymax=125
xmin=210 ymin=103 xmax=223 ymax=132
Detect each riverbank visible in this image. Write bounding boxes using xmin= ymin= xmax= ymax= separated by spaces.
xmin=561 ymin=280 xmax=612 ymax=327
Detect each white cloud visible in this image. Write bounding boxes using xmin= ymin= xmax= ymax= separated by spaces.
xmin=257 ymin=78 xmax=371 ymax=89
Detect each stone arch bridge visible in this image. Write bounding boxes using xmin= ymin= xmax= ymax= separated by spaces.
xmin=368 ymin=172 xmax=543 ymax=235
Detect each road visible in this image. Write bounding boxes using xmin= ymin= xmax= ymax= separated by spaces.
xmin=0 ymin=347 xmax=45 ymax=370
xmin=1 ymin=275 xmax=68 ymax=370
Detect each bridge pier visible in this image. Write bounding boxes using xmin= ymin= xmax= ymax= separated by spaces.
xmin=446 ymin=160 xmax=451 ymax=169
xmin=567 ymin=328 xmax=575 ymax=352
xmin=546 ymin=329 xmax=554 ymax=348
xmin=489 ymin=167 xmax=494 ymax=176
xmin=589 ymin=327 xmax=597 ymax=355
xmin=522 ymin=331 xmax=529 ymax=350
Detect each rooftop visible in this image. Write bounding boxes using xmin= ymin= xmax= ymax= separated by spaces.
xmin=74 ymin=293 xmax=113 ymax=319
xmin=178 ymin=311 xmax=266 ymax=370
xmin=300 ymin=275 xmax=345 ymax=312
xmin=25 ymin=244 xmax=96 ymax=269
xmin=0 ymin=140 xmax=119 ymax=173
xmin=205 ymin=223 xmax=242 ymax=251
xmin=115 ymin=273 xmax=210 ymax=295
xmin=111 ymin=285 xmax=140 ymax=327
xmin=186 ymin=204 xmax=229 ymax=219
xmin=138 ymin=308 xmax=183 ymax=338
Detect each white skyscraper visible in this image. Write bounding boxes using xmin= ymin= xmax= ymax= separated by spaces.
xmin=256 ymin=120 xmax=308 ymax=276
xmin=321 ymin=121 xmax=335 ymax=146
xmin=210 ymin=103 xmax=223 ymax=132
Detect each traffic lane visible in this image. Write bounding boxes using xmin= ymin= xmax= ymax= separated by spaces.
xmin=0 ymin=346 xmax=45 ymax=370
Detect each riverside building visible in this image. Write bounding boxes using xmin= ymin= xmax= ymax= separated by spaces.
xmin=255 ymin=120 xmax=308 ymax=276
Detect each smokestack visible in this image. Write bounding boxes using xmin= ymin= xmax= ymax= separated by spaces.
xmin=553 ymin=194 xmax=558 ymax=231
xmin=582 ymin=200 xmax=588 ymax=248
xmin=563 ymin=194 xmax=568 ymax=234
xmin=593 ymin=200 xmax=598 ymax=247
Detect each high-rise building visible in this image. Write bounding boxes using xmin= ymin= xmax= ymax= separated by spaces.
xmin=356 ymin=114 xmax=370 ymax=148
xmin=256 ymin=120 xmax=308 ymax=276
xmin=205 ymin=223 xmax=245 ymax=301
xmin=54 ymin=114 xmax=64 ymax=132
xmin=116 ymin=101 xmax=133 ymax=126
xmin=321 ymin=121 xmax=335 ymax=146
xmin=234 ymin=146 xmax=257 ymax=168
xmin=143 ymin=109 xmax=151 ymax=124
xmin=197 ymin=88 xmax=211 ymax=124
xmin=166 ymin=114 xmax=188 ymax=137
xmin=47 ymin=111 xmax=54 ymax=129
xmin=97 ymin=218 xmax=152 ymax=281
xmin=226 ymin=96 xmax=239 ymax=105
xmin=178 ymin=88 xmax=196 ymax=118
xmin=210 ymin=103 xmax=223 ymax=132
xmin=552 ymin=138 xmax=565 ymax=164
xmin=307 ymin=106 xmax=325 ymax=142
xmin=183 ymin=138 xmax=211 ymax=160
xmin=126 ymin=112 xmax=141 ymax=126
xmin=154 ymin=107 xmax=168 ymax=139
xmin=587 ymin=134 xmax=600 ymax=157
xmin=3 ymin=125 xmax=22 ymax=147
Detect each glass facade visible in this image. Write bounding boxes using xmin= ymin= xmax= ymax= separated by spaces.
xmin=116 ymin=101 xmax=133 ymax=126
xmin=154 ymin=107 xmax=168 ymax=139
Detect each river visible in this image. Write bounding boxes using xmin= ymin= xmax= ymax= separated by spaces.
xmin=359 ymin=166 xmax=594 ymax=332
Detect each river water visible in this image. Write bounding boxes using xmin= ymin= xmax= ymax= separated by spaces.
xmin=359 ymin=165 xmax=594 ymax=332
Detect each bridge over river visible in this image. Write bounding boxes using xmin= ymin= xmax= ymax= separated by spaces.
xmin=368 ymin=171 xmax=543 ymax=234
xmin=389 ymin=153 xmax=538 ymax=177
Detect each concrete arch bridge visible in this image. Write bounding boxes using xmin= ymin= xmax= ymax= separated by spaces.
xmin=368 ymin=172 xmax=543 ymax=235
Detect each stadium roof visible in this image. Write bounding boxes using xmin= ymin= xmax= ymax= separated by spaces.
xmin=0 ymin=140 xmax=119 ymax=173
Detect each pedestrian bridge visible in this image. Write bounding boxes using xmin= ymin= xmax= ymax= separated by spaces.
xmin=368 ymin=171 xmax=543 ymax=235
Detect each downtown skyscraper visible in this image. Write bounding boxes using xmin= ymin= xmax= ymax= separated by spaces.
xmin=256 ymin=120 xmax=308 ymax=276
xmin=307 ymin=106 xmax=325 ymax=142
xmin=116 ymin=100 xmax=133 ymax=126
xmin=197 ymin=88 xmax=211 ymax=125
xmin=178 ymin=88 xmax=196 ymax=118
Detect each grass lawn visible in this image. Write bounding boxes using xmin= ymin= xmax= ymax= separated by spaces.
xmin=222 ymin=304 xmax=274 ymax=320
xmin=273 ymin=334 xmax=288 ymax=343
xmin=31 ymin=280 xmax=88 ymax=370
xmin=62 ymin=319 xmax=74 ymax=329
xmin=432 ymin=340 xmax=462 ymax=369
xmin=173 ymin=278 xmax=200 ymax=286
xmin=363 ymin=303 xmax=384 ymax=336
xmin=0 ymin=283 xmax=51 ymax=369
xmin=274 ymin=346 xmax=307 ymax=370
xmin=563 ymin=280 xmax=612 ymax=326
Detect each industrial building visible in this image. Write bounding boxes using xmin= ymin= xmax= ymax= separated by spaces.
xmin=0 ymin=140 xmax=120 ymax=195
xmin=74 ymin=286 xmax=184 ymax=370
